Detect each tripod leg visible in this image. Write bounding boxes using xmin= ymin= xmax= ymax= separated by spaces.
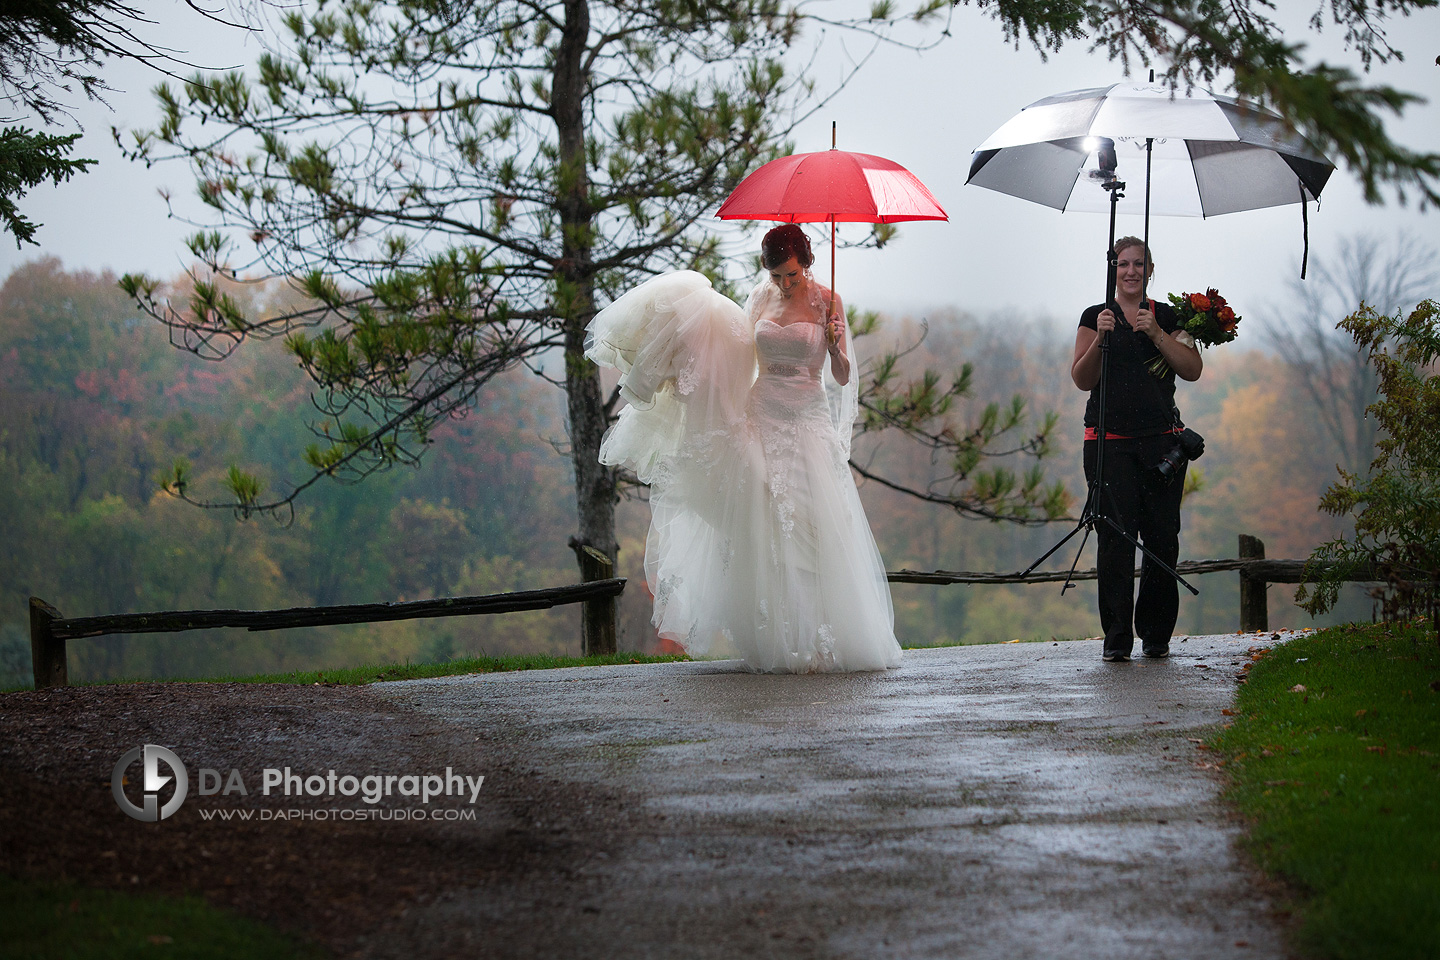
xmin=1020 ymin=508 xmax=1093 ymax=578
xmin=1061 ymin=523 xmax=1093 ymax=595
xmin=1094 ymin=512 xmax=1199 ymax=596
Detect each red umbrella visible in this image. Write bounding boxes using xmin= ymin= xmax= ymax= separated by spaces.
xmin=716 ymin=141 xmax=947 ymax=312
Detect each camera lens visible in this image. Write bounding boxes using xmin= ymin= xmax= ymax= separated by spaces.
xmin=1153 ymin=446 xmax=1186 ymax=483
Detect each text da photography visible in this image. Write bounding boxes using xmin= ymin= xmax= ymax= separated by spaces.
xmin=113 ymin=743 xmax=486 ymax=823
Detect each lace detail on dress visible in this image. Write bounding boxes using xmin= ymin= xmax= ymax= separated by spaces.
xmin=655 ymin=574 xmax=682 ymax=608
xmin=676 ymin=356 xmax=699 ymax=396
xmin=775 ymin=498 xmax=795 ymax=537
xmin=815 ymin=623 xmax=839 ymax=671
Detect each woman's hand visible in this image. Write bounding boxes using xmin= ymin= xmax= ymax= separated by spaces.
xmin=825 ymin=303 xmax=850 ymax=385
xmin=1072 ymin=308 xmax=1119 ymax=391
xmin=1135 ymin=300 xmax=1205 ymax=382
xmin=1131 ymin=301 xmax=1162 ymax=342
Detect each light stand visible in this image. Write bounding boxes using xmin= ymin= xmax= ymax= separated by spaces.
xmin=1020 ymin=139 xmax=1197 ymax=598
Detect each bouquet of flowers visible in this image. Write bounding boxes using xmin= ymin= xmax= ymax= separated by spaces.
xmin=1148 ymin=288 xmax=1240 ymax=377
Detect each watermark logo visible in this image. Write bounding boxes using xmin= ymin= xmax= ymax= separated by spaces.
xmin=110 ymin=747 xmax=484 ymax=823
xmin=112 ymin=745 xmax=188 ymax=822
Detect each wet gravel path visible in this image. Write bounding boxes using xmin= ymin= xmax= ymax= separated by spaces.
xmin=361 ymin=632 xmax=1298 ymax=960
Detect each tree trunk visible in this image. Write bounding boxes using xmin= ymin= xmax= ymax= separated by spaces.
xmin=554 ymin=0 xmax=618 ymax=655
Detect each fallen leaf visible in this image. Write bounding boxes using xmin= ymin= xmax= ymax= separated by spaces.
xmin=1222 ymin=708 xmax=1236 ymax=716
xmin=1355 ymin=709 xmax=1368 ymax=717
xmin=1367 ymin=745 xmax=1387 ymax=754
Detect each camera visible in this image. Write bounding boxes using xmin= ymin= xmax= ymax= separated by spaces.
xmin=1152 ymin=428 xmax=1205 ymax=484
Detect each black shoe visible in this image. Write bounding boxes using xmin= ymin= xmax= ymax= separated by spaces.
xmin=1142 ymin=645 xmax=1170 ymax=659
xmin=1102 ymin=651 xmax=1131 ymax=662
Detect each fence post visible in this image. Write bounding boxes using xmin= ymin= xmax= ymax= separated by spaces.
xmin=29 ymin=597 xmax=67 ymax=689
xmin=1238 ymin=534 xmax=1268 ymax=632
xmin=570 ymin=540 xmax=617 ymax=656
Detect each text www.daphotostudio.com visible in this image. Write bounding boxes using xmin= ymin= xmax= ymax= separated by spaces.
xmin=111 ymin=743 xmax=485 ymax=823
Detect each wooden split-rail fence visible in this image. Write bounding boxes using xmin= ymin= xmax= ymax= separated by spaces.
xmin=26 ymin=535 xmax=1369 ymax=688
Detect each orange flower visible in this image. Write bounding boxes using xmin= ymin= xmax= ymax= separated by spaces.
xmin=1218 ymin=305 xmax=1235 ymax=322
xmin=1190 ymin=293 xmax=1212 ymax=312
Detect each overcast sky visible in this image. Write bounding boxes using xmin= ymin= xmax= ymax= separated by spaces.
xmin=3 ymin=1 xmax=1438 ymax=327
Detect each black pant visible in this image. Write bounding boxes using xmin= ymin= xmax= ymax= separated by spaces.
xmin=1083 ymin=436 xmax=1185 ymax=655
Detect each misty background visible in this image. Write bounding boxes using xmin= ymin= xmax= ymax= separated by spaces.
xmin=2 ymin=2 xmax=1437 ymax=684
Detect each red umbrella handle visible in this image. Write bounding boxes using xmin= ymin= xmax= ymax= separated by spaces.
xmin=831 ymin=121 xmax=839 ymax=324
xmin=831 ymin=218 xmax=837 ymax=322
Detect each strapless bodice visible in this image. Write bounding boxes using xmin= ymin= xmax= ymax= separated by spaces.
xmin=755 ymin=318 xmax=825 ymax=377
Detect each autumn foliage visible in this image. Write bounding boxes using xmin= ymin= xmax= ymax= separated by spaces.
xmin=0 ymin=261 xmax=1381 ymax=685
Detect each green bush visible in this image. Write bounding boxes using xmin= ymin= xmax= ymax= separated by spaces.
xmin=1298 ymin=299 xmax=1440 ymax=638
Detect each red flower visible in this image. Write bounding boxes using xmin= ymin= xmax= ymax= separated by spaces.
xmin=1190 ymin=293 xmax=1212 ymax=312
xmin=1218 ymin=305 xmax=1235 ymax=322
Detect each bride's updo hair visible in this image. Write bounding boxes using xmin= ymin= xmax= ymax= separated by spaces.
xmin=761 ymin=224 xmax=814 ymax=269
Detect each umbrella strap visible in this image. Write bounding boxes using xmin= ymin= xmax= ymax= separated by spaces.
xmin=1300 ymin=179 xmax=1310 ymax=280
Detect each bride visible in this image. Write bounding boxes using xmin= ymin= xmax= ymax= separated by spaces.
xmin=585 ymin=224 xmax=902 ymax=673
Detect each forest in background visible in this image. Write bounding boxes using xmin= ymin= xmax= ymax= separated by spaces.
xmin=0 ymin=257 xmax=1380 ymax=686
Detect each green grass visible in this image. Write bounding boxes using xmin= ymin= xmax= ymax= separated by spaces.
xmin=1213 ymin=621 xmax=1440 ymax=960
xmin=0 ymin=874 xmax=320 ymax=959
xmin=2 ymin=651 xmax=693 ymax=692
xmin=181 ymin=651 xmax=690 ymax=686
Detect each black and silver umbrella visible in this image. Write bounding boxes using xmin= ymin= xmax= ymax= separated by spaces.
xmin=966 ymin=79 xmax=1336 ymax=273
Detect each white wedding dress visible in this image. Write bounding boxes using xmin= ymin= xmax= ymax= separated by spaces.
xmin=585 ymin=271 xmax=902 ymax=673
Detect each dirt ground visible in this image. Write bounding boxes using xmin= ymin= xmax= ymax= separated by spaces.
xmin=0 ymin=681 xmax=631 ymax=957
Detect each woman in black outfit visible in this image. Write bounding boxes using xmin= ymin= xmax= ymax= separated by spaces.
xmin=1071 ymin=238 xmax=1203 ymax=662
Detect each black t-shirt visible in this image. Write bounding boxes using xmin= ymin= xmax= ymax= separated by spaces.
xmin=1078 ymin=300 xmax=1181 ymax=436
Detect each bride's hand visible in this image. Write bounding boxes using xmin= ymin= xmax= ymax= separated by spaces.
xmin=825 ymin=315 xmax=843 ymax=349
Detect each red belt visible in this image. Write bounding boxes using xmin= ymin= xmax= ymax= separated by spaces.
xmin=1084 ymin=426 xmax=1183 ymax=441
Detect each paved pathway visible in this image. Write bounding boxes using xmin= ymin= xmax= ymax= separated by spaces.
xmin=365 ymin=633 xmax=1298 ymax=959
